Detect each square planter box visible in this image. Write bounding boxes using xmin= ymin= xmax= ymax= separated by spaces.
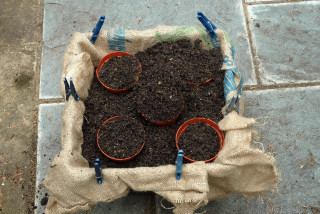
xmin=44 ymin=26 xmax=279 ymax=214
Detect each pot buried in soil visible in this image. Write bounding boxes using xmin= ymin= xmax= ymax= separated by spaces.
xmin=176 ymin=118 xmax=224 ymax=162
xmin=97 ymin=116 xmax=146 ymax=162
xmin=138 ymin=86 xmax=184 ymax=126
xmin=96 ymin=51 xmax=142 ymax=94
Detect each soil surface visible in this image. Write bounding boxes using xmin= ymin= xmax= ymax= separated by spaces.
xmin=82 ymin=39 xmax=224 ymax=168
xmin=137 ymin=85 xmax=184 ymax=123
xmin=135 ymin=39 xmax=222 ymax=85
xmin=99 ymin=55 xmax=140 ymax=89
xmin=98 ymin=116 xmax=145 ymax=159
xmin=178 ymin=122 xmax=220 ymax=161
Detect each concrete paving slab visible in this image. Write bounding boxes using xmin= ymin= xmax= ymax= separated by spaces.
xmin=40 ymin=0 xmax=255 ymax=98
xmin=245 ymin=0 xmax=282 ymax=3
xmin=197 ymin=195 xmax=267 ymax=214
xmin=76 ymin=192 xmax=155 ymax=214
xmin=243 ymin=86 xmax=320 ymax=213
xmin=0 ymin=48 xmax=38 ymax=213
xmin=155 ymin=195 xmax=173 ymax=214
xmin=39 ymin=0 xmax=106 ymax=99
xmin=0 ymin=0 xmax=42 ymax=47
xmin=248 ymin=1 xmax=320 ymax=84
xmin=35 ymin=103 xmax=64 ymax=214
xmin=39 ymin=45 xmax=67 ymax=99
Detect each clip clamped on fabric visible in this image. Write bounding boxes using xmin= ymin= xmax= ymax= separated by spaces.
xmin=94 ymin=158 xmax=103 ymax=184
xmin=90 ymin=15 xmax=105 ymax=44
xmin=63 ymin=77 xmax=79 ymax=101
xmin=197 ymin=11 xmax=217 ymax=39
xmin=176 ymin=150 xmax=184 ymax=180
xmin=225 ymin=95 xmax=240 ymax=115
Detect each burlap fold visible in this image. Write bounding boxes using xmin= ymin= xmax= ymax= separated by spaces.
xmin=45 ymin=26 xmax=279 ymax=214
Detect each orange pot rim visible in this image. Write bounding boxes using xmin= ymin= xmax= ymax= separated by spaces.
xmin=175 ymin=117 xmax=224 ymax=163
xmin=141 ymin=104 xmax=184 ymax=126
xmin=187 ymin=78 xmax=213 ymax=86
xmin=97 ymin=115 xmax=146 ymax=162
xmin=96 ymin=51 xmax=142 ymax=94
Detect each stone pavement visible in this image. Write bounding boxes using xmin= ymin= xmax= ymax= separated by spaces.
xmin=33 ymin=0 xmax=320 ymax=213
xmin=0 ymin=0 xmax=43 ymax=213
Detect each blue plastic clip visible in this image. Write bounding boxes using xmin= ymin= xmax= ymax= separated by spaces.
xmin=197 ymin=11 xmax=217 ymax=39
xmin=63 ymin=77 xmax=79 ymax=101
xmin=225 ymin=94 xmax=240 ymax=115
xmin=90 ymin=15 xmax=105 ymax=44
xmin=176 ymin=150 xmax=184 ymax=180
xmin=94 ymin=158 xmax=103 ymax=184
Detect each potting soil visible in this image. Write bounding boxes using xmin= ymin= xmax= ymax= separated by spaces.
xmin=99 ymin=55 xmax=140 ymax=89
xmin=82 ymin=39 xmax=224 ymax=168
xmin=98 ymin=116 xmax=146 ymax=159
xmin=137 ymin=85 xmax=184 ymax=123
xmin=178 ymin=122 xmax=220 ymax=161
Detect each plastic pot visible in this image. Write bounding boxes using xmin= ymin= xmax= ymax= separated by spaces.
xmin=97 ymin=115 xmax=146 ymax=162
xmin=96 ymin=51 xmax=142 ymax=93
xmin=141 ymin=105 xmax=184 ymax=126
xmin=175 ymin=118 xmax=224 ymax=162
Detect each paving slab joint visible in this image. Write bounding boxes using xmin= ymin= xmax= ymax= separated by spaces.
xmin=244 ymin=81 xmax=320 ymax=91
xmin=245 ymin=0 xmax=317 ymax=6
xmin=39 ymin=98 xmax=65 ymax=104
xmin=242 ymin=0 xmax=262 ymax=85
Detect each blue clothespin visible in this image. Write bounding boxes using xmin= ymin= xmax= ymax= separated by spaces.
xmin=176 ymin=150 xmax=184 ymax=180
xmin=224 ymin=94 xmax=240 ymax=115
xmin=197 ymin=11 xmax=217 ymax=39
xmin=63 ymin=77 xmax=79 ymax=101
xmin=94 ymin=158 xmax=103 ymax=184
xmin=90 ymin=15 xmax=105 ymax=44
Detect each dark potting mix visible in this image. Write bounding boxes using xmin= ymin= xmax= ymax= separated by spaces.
xmin=98 ymin=116 xmax=146 ymax=159
xmin=82 ymin=39 xmax=224 ymax=168
xmin=99 ymin=54 xmax=140 ymax=89
xmin=178 ymin=122 xmax=220 ymax=161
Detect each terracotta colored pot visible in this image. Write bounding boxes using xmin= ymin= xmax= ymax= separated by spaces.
xmin=175 ymin=117 xmax=224 ymax=162
xmin=97 ymin=115 xmax=146 ymax=162
xmin=96 ymin=51 xmax=142 ymax=93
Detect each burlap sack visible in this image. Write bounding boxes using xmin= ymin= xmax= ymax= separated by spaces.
xmin=44 ymin=26 xmax=279 ymax=214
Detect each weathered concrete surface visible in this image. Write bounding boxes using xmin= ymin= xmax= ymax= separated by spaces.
xmin=0 ymin=0 xmax=42 ymax=47
xmin=35 ymin=103 xmax=64 ymax=214
xmin=245 ymin=0 xmax=283 ymax=3
xmin=248 ymin=1 xmax=320 ymax=84
xmin=0 ymin=49 xmax=39 ymax=212
xmin=77 ymin=192 xmax=155 ymax=214
xmin=243 ymin=86 xmax=320 ymax=213
xmin=0 ymin=0 xmax=43 ymax=213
